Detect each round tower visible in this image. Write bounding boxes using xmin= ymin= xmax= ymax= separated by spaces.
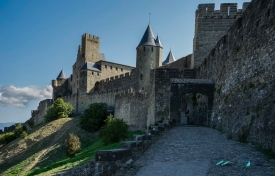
xmin=136 ymin=25 xmax=163 ymax=92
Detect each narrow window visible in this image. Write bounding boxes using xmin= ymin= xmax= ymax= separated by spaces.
xmin=105 ymin=65 xmax=107 ymax=69
xmin=121 ymin=68 xmax=123 ymax=72
xmin=97 ymin=73 xmax=99 ymax=76
xmin=140 ymin=74 xmax=143 ymax=80
xmin=151 ymin=47 xmax=153 ymax=52
xmin=116 ymin=67 xmax=118 ymax=71
xmin=228 ymin=6 xmax=230 ymax=16
xmin=92 ymin=72 xmax=94 ymax=75
xmin=140 ymin=58 xmax=142 ymax=61
xmin=143 ymin=47 xmax=145 ymax=51
xmin=110 ymin=66 xmax=112 ymax=70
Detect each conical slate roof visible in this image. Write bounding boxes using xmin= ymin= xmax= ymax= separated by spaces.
xmin=155 ymin=35 xmax=162 ymax=47
xmin=138 ymin=25 xmax=156 ymax=47
xmin=57 ymin=69 xmax=66 ymax=79
xmin=162 ymin=50 xmax=176 ymax=65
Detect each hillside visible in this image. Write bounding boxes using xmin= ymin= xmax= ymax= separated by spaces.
xmin=0 ymin=117 xmax=98 ymax=175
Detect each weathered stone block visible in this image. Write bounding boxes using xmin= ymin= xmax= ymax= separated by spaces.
xmin=95 ymin=148 xmax=131 ymax=162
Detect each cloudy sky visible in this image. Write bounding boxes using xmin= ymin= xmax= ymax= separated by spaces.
xmin=0 ymin=0 xmax=248 ymax=123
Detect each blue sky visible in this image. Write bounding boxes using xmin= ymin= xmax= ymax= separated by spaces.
xmin=0 ymin=0 xmax=249 ymax=123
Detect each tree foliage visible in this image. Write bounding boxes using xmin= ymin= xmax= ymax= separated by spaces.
xmin=65 ymin=133 xmax=81 ymax=158
xmin=80 ymin=103 xmax=107 ymax=132
xmin=99 ymin=114 xmax=128 ymax=146
xmin=14 ymin=124 xmax=24 ymax=138
xmin=44 ymin=98 xmax=73 ymax=122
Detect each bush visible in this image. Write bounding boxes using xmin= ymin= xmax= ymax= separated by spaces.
xmin=44 ymin=98 xmax=74 ymax=122
xmin=21 ymin=131 xmax=28 ymax=139
xmin=65 ymin=133 xmax=81 ymax=158
xmin=99 ymin=114 xmax=128 ymax=146
xmin=0 ymin=134 xmax=5 ymax=145
xmin=80 ymin=103 xmax=107 ymax=132
xmin=14 ymin=124 xmax=24 ymax=138
xmin=5 ymin=132 xmax=16 ymax=144
xmin=27 ymin=118 xmax=34 ymax=128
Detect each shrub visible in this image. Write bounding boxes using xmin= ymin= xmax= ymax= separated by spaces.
xmin=0 ymin=134 xmax=5 ymax=145
xmin=14 ymin=124 xmax=24 ymax=138
xmin=65 ymin=133 xmax=81 ymax=158
xmin=21 ymin=131 xmax=28 ymax=139
xmin=5 ymin=132 xmax=16 ymax=144
xmin=80 ymin=103 xmax=107 ymax=132
xmin=27 ymin=118 xmax=34 ymax=128
xmin=99 ymin=114 xmax=128 ymax=146
xmin=44 ymin=98 xmax=73 ymax=122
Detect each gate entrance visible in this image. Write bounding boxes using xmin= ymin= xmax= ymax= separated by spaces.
xmin=170 ymin=78 xmax=215 ymax=126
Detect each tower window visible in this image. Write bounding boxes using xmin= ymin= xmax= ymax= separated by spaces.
xmin=110 ymin=66 xmax=112 ymax=70
xmin=105 ymin=65 xmax=107 ymax=69
xmin=116 ymin=67 xmax=118 ymax=71
xmin=151 ymin=47 xmax=153 ymax=52
xmin=121 ymin=68 xmax=123 ymax=72
xmin=92 ymin=72 xmax=94 ymax=75
xmin=140 ymin=74 xmax=143 ymax=80
xmin=97 ymin=73 xmax=99 ymax=76
xmin=143 ymin=47 xmax=145 ymax=51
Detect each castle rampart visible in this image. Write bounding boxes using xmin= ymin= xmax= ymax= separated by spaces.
xmin=31 ymin=99 xmax=53 ymax=126
xmin=196 ymin=0 xmax=275 ymax=151
xmin=192 ymin=2 xmax=250 ymax=68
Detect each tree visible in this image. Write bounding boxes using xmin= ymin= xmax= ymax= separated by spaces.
xmin=44 ymin=98 xmax=73 ymax=122
xmin=80 ymin=103 xmax=107 ymax=132
xmin=99 ymin=114 xmax=128 ymax=146
xmin=14 ymin=124 xmax=24 ymax=138
xmin=65 ymin=133 xmax=81 ymax=158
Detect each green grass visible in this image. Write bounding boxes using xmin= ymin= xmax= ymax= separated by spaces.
xmin=25 ymin=130 xmax=142 ymax=176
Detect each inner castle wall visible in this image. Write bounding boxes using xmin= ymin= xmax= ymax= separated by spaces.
xmin=196 ymin=0 xmax=275 ymax=151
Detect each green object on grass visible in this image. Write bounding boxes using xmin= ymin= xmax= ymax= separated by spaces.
xmin=216 ymin=160 xmax=224 ymax=165
xmin=246 ymin=161 xmax=251 ymax=167
xmin=221 ymin=161 xmax=229 ymax=166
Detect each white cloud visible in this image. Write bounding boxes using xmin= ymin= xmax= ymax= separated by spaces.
xmin=0 ymin=85 xmax=52 ymax=107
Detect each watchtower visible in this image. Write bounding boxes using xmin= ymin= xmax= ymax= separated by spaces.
xmin=136 ymin=25 xmax=163 ymax=92
xmin=191 ymin=2 xmax=250 ymax=68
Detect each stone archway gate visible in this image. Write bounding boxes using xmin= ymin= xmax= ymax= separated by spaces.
xmin=170 ymin=78 xmax=215 ymax=126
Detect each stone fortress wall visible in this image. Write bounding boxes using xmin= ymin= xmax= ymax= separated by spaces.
xmin=31 ymin=99 xmax=53 ymax=126
xmin=192 ymin=2 xmax=250 ymax=68
xmin=28 ymin=0 xmax=275 ymax=152
xmin=196 ymin=0 xmax=275 ymax=149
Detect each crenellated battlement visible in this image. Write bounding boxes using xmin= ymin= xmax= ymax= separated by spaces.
xmin=192 ymin=2 xmax=250 ymax=68
xmin=197 ymin=2 xmax=250 ymax=18
xmin=82 ymin=33 xmax=100 ymax=41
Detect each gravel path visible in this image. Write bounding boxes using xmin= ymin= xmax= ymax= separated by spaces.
xmin=125 ymin=126 xmax=275 ymax=176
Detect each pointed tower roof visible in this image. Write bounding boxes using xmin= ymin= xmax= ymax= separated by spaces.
xmin=162 ymin=50 xmax=176 ymax=65
xmin=155 ymin=35 xmax=162 ymax=47
xmin=138 ymin=25 xmax=156 ymax=47
xmin=57 ymin=69 xmax=66 ymax=80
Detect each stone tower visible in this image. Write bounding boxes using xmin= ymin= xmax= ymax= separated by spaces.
xmin=136 ymin=25 xmax=163 ymax=92
xmin=71 ymin=33 xmax=100 ymax=94
xmin=191 ymin=2 xmax=250 ymax=68
xmin=52 ymin=69 xmax=69 ymax=100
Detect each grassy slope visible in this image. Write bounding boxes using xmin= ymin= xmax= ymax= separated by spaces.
xmin=0 ymin=117 xmax=142 ymax=176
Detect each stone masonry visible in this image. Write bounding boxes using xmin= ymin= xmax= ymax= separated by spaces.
xmin=28 ymin=0 xmax=275 ymax=155
xmin=192 ymin=2 xmax=250 ymax=68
